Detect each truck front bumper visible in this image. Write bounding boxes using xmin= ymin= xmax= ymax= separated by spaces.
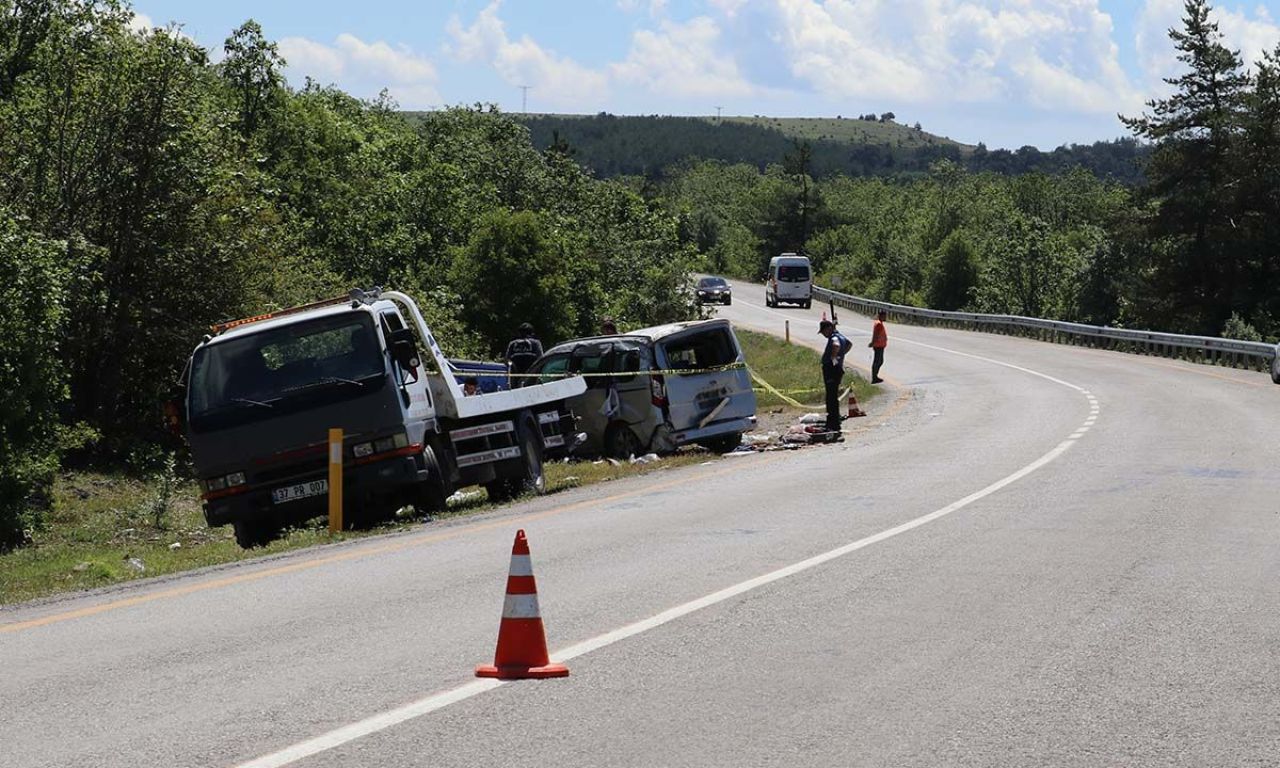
xmin=204 ymin=455 xmax=427 ymax=527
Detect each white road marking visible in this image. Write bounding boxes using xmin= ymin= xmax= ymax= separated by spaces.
xmin=234 ymin=292 xmax=1100 ymax=768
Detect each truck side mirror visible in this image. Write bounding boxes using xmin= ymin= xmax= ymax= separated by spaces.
xmin=388 ymin=328 xmax=421 ymax=371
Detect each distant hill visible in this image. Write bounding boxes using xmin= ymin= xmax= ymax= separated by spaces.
xmin=716 ymin=115 xmax=971 ymax=152
xmin=402 ymin=112 xmax=1148 ymax=184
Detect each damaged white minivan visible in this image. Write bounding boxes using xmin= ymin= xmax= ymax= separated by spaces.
xmin=530 ymin=319 xmax=757 ymax=458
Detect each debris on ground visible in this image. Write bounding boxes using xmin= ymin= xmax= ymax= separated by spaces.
xmin=446 ymin=489 xmax=485 ymax=504
xmin=630 ymin=453 xmax=662 ymax=465
xmin=168 ymin=542 xmax=181 ymax=550
xmin=124 ymin=557 xmax=146 ymax=573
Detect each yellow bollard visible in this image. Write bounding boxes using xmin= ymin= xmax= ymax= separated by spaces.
xmin=328 ymin=428 xmax=343 ymax=533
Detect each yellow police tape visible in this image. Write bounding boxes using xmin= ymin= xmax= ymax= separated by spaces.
xmin=457 ymin=361 xmax=833 ymax=412
xmin=747 ymin=367 xmax=826 ymax=411
xmin=462 ymin=361 xmax=751 ymax=380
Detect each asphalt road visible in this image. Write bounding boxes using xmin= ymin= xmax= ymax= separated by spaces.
xmin=4 ymin=278 xmax=1279 ymax=768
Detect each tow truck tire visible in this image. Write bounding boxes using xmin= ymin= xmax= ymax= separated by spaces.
xmin=1272 ymin=353 xmax=1280 ymax=384
xmin=415 ymin=442 xmax=452 ymax=515
xmin=233 ymin=517 xmax=279 ymax=549
xmin=486 ymin=416 xmax=546 ymax=502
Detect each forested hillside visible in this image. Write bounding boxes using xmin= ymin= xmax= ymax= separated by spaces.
xmin=498 ymin=113 xmax=1150 ymax=184
xmin=0 ymin=2 xmax=695 ymax=548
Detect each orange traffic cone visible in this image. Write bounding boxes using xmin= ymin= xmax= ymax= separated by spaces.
xmin=476 ymin=529 xmax=569 ymax=680
xmin=847 ymin=393 xmax=867 ymax=418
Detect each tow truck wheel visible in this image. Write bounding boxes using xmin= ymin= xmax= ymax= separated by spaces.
xmin=233 ymin=517 xmax=279 ymax=549
xmin=1272 ymin=353 xmax=1280 ymax=384
xmin=486 ymin=417 xmax=546 ymax=502
xmin=415 ymin=443 xmax=452 ymax=515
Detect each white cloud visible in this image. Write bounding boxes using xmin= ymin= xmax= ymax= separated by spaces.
xmin=617 ymin=0 xmax=670 ymax=17
xmin=708 ymin=0 xmax=749 ymax=18
xmin=1137 ymin=0 xmax=1280 ymax=93
xmin=277 ymin=34 xmax=441 ymax=108
xmin=612 ymin=16 xmax=755 ymax=98
xmin=446 ymin=1 xmax=609 ymax=108
xmin=771 ymin=0 xmax=1141 ymax=114
xmin=128 ymin=12 xmax=154 ymax=33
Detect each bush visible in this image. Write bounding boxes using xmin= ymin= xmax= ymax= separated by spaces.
xmin=0 ymin=211 xmax=70 ymax=549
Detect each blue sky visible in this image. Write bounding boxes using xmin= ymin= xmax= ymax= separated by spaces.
xmin=133 ymin=1 xmax=1280 ymax=149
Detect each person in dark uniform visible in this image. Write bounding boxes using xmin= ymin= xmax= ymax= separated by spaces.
xmin=504 ymin=322 xmax=543 ymax=388
xmin=818 ymin=319 xmax=850 ymax=436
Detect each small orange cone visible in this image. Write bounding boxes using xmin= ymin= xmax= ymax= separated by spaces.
xmin=476 ymin=530 xmax=569 ymax=680
xmin=847 ymin=393 xmax=867 ymax=418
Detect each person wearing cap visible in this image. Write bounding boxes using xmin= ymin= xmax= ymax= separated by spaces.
xmin=504 ymin=322 xmax=543 ymax=388
xmin=819 ymin=318 xmax=850 ymax=436
xmin=869 ymin=310 xmax=888 ymax=383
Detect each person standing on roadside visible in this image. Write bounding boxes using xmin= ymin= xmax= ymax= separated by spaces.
xmin=504 ymin=322 xmax=543 ymax=388
xmin=869 ymin=310 xmax=888 ymax=384
xmin=819 ymin=319 xmax=851 ymax=436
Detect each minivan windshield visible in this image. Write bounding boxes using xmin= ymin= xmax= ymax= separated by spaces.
xmin=778 ymin=264 xmax=810 ymax=282
xmin=189 ymin=313 xmax=386 ymax=432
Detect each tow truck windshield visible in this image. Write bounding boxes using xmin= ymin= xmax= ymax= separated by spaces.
xmin=189 ymin=313 xmax=386 ymax=432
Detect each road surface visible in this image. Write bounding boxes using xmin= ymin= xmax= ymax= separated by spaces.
xmin=3 ymin=277 xmax=1278 ymax=767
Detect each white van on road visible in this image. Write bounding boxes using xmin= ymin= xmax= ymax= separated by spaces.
xmin=766 ymin=253 xmax=812 ymax=309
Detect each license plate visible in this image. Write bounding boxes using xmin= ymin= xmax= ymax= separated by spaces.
xmin=272 ymin=479 xmax=328 ymax=505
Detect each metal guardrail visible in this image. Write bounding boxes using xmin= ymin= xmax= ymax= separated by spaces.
xmin=813 ymin=286 xmax=1280 ymax=375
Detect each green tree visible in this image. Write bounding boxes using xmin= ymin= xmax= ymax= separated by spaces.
xmin=219 ymin=19 xmax=285 ymax=137
xmin=0 ymin=210 xmax=69 ymax=549
xmin=449 ymin=209 xmax=577 ymax=353
xmin=1121 ymin=0 xmax=1250 ymax=332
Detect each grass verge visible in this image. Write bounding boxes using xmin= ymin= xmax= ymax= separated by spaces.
xmin=737 ymin=328 xmax=876 ymax=410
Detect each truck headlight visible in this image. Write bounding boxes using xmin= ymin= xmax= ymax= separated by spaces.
xmin=353 ymin=442 xmax=375 ymax=458
xmin=374 ymin=436 xmax=397 ymax=453
xmin=226 ymin=472 xmax=246 ymax=487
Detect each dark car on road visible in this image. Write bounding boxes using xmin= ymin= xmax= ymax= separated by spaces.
xmin=695 ymin=276 xmax=732 ymax=306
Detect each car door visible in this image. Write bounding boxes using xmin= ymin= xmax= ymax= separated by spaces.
xmin=654 ymin=322 xmax=757 ymax=432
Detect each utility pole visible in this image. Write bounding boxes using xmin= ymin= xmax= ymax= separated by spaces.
xmin=715 ymin=105 xmax=723 ymax=122
xmin=519 ymin=85 xmax=531 ymax=114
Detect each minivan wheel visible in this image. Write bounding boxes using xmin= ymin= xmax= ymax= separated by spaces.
xmin=802 ymin=299 xmax=812 ymax=310
xmin=604 ymin=423 xmax=642 ymax=460
xmin=700 ymin=432 xmax=743 ymax=454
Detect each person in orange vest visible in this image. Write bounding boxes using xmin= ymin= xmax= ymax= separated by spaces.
xmin=869 ymin=310 xmax=888 ymax=383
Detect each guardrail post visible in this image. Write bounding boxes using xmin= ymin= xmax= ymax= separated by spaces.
xmin=328 ymin=428 xmax=343 ymax=534
xmin=785 ymin=320 xmax=791 ymax=343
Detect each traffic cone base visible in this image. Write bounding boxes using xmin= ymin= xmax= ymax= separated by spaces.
xmin=476 ymin=530 xmax=569 ymax=680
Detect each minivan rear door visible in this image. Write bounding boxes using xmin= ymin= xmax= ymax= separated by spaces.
xmin=654 ymin=322 xmax=756 ymax=432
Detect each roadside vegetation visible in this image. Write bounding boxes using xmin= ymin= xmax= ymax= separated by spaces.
xmin=736 ymin=329 xmax=875 ymax=411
